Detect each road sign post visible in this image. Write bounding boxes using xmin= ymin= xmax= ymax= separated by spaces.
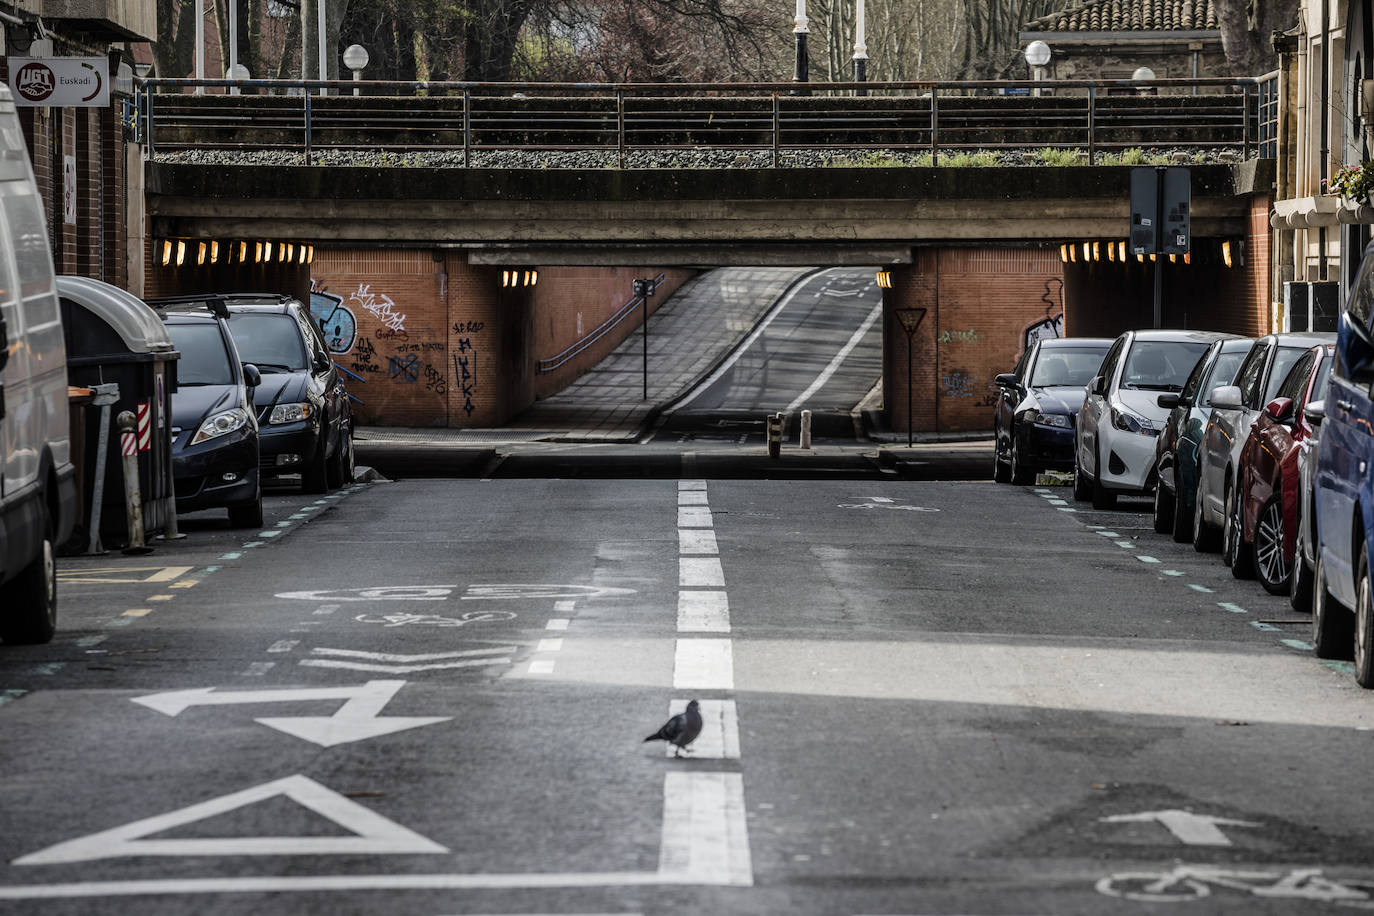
xmin=893 ymin=307 xmax=927 ymax=448
xmin=1130 ymin=167 xmax=1190 ymax=328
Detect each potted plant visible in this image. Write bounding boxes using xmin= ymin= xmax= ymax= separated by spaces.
xmin=1327 ymin=162 xmax=1374 ymax=204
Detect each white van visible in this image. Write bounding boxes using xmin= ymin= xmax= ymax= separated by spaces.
xmin=0 ymin=84 xmax=76 ymax=643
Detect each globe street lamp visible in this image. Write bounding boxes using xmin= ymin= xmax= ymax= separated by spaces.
xmin=793 ymin=0 xmax=810 ymax=96
xmin=1024 ymin=39 xmax=1050 ymax=96
xmin=343 ymin=44 xmax=369 ymax=96
xmin=852 ymin=0 xmax=868 ymax=96
xmin=1132 ymin=66 xmax=1156 ymax=96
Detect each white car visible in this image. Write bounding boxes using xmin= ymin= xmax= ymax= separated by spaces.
xmin=1074 ymin=330 xmax=1225 ymax=509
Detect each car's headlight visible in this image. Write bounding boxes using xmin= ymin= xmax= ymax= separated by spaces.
xmin=1024 ymin=409 xmax=1071 ymax=429
xmin=190 ymin=408 xmax=250 ymax=445
xmin=1111 ymin=406 xmax=1156 ymax=435
xmin=268 ymin=402 xmax=313 ymax=425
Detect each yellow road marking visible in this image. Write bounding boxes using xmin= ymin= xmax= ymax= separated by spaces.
xmin=146 ymin=595 xmax=174 ymax=602
xmin=57 ymin=566 xmax=194 ymax=585
xmin=122 ymin=609 xmax=152 ymax=617
xmin=168 ymin=580 xmax=198 ymax=589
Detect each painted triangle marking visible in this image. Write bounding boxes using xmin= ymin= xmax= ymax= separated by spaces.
xmin=13 ymin=775 xmax=448 ymax=865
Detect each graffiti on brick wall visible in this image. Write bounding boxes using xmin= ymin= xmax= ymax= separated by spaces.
xmin=941 ymin=370 xmax=975 ymax=398
xmin=453 ymin=337 xmax=478 ymax=416
xmin=388 ymin=353 xmax=421 ymax=384
xmin=349 ymin=283 xmax=408 ymax=335
xmin=938 ymin=329 xmax=982 ymax=345
xmin=1025 ymin=278 xmax=1065 ymax=349
xmin=308 ymin=282 xmax=357 ymax=354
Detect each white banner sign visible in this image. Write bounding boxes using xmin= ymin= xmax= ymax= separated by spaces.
xmin=8 ymin=57 xmax=109 ymax=107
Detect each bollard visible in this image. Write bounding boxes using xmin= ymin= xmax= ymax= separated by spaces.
xmin=117 ymin=411 xmax=152 ymax=555
xmin=767 ymin=412 xmax=782 ymax=459
xmin=85 ymin=383 xmax=120 ymax=555
xmin=800 ymin=409 xmax=812 ymax=449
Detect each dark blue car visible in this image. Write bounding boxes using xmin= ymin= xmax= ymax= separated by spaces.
xmin=1312 ymin=241 xmax=1374 ymax=685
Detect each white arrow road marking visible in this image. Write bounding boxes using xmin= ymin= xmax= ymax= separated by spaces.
xmin=12 ymin=775 xmax=447 ymax=865
xmin=132 ymin=680 xmax=450 ymax=748
xmin=298 ymin=646 xmax=515 ymax=675
xmin=1100 ymin=809 xmax=1262 ymax=846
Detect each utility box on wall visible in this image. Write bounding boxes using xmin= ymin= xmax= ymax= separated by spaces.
xmin=1284 ymin=281 xmax=1339 ymax=332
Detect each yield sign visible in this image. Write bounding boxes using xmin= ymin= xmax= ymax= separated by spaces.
xmin=894 ymin=307 xmax=927 ymax=338
xmin=132 ymin=680 xmax=448 ymax=747
xmin=1100 ymin=809 xmax=1261 ymax=846
xmin=13 ymin=775 xmax=447 ymax=865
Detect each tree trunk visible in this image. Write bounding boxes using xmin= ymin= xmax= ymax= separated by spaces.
xmin=152 ymin=0 xmax=197 ymax=79
xmin=1213 ymin=0 xmax=1297 ymax=75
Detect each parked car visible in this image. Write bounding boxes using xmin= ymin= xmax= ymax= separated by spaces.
xmin=992 ymin=336 xmax=1112 ymax=484
xmin=1312 ymin=246 xmax=1374 ymax=683
xmin=1232 ymin=344 xmax=1333 ymax=594
xmin=1194 ymin=332 xmax=1333 ymax=561
xmin=151 ymin=294 xmax=354 ymax=494
xmin=156 ymin=302 xmax=264 ymax=528
xmin=1290 ymin=390 xmax=1328 ymax=613
xmin=1151 ymin=337 xmax=1248 ymax=541
xmin=0 ymin=82 xmax=77 ymax=643
xmin=1074 ymin=330 xmax=1223 ymax=509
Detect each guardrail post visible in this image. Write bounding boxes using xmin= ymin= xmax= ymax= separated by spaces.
xmin=617 ymin=90 xmax=625 ymax=169
xmin=1241 ymin=83 xmax=1251 ymax=159
xmin=1087 ymin=85 xmax=1096 ymax=165
xmin=930 ymin=87 xmax=939 ymax=166
xmin=143 ymin=85 xmax=154 ymax=158
xmin=304 ymin=91 xmax=313 ymax=165
xmin=772 ymin=93 xmax=780 ymax=167
xmin=463 ymin=89 xmax=471 ymax=168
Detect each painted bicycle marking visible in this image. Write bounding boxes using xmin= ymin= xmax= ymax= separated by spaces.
xmin=354 ymin=611 xmax=518 ymax=628
xmin=837 ymin=503 xmax=940 ymax=511
xmin=1096 ymin=867 xmax=1373 ymax=905
xmin=278 ymin=584 xmax=636 ymax=602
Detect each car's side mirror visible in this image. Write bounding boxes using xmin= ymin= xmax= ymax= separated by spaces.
xmin=1264 ymin=396 xmax=1295 ymax=423
xmin=1157 ymin=393 xmax=1181 ymax=409
xmin=1090 ymin=375 xmax=1106 ymax=396
xmin=242 ymin=363 xmax=262 ymax=388
xmin=1210 ymin=385 xmax=1243 ymax=410
xmin=1304 ymin=399 xmax=1326 ymax=426
xmin=994 ymin=372 xmax=1018 ymax=389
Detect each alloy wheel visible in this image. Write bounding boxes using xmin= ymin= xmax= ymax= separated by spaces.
xmin=1253 ymin=497 xmax=1290 ymax=593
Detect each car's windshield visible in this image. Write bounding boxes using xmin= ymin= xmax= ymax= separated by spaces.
xmin=1198 ymin=349 xmax=1248 ymax=406
xmin=1119 ymin=340 xmax=1210 ymax=391
xmin=166 ymin=323 xmax=234 ymax=386
xmin=1030 ymin=346 xmax=1109 ymax=387
xmin=227 ymin=313 xmax=307 ymax=372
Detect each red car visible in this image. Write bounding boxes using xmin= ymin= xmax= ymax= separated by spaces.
xmin=1231 ymin=344 xmax=1334 ymax=594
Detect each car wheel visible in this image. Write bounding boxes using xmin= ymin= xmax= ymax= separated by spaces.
xmin=1090 ymin=446 xmax=1116 ymax=510
xmin=1253 ymin=495 xmax=1291 ymax=595
xmin=1192 ymin=473 xmax=1220 ymax=552
xmin=227 ymin=492 xmax=264 ymax=529
xmin=1152 ymin=465 xmax=1175 ymax=534
xmin=1224 ymin=480 xmax=1254 ymax=578
xmin=1009 ymin=438 xmax=1034 ymax=485
xmin=1312 ymin=551 xmax=1355 ymax=660
xmin=1170 ymin=470 xmax=1192 ymax=543
xmin=0 ymin=505 xmax=56 ymax=645
xmin=327 ymin=426 xmax=355 ymax=488
xmin=301 ymin=438 xmax=330 ymax=494
xmin=992 ymin=435 xmax=1010 ymax=483
xmin=1358 ymin=544 xmax=1374 ymax=688
xmin=1290 ymin=505 xmax=1314 ymax=612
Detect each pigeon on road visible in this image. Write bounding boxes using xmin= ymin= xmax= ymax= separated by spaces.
xmin=644 ymin=700 xmax=703 ymax=757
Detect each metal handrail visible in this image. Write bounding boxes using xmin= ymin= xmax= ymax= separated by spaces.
xmin=536 ymin=272 xmax=666 ymax=374
xmin=136 ymin=76 xmax=1269 ymax=166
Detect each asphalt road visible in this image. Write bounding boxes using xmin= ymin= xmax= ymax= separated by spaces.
xmin=2 ymin=463 xmax=1373 ymax=915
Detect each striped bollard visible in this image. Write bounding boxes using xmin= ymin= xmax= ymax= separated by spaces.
xmin=767 ymin=412 xmax=782 ymax=459
xmin=117 ymin=411 xmax=151 ymax=554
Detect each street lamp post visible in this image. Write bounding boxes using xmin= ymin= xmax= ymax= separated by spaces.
xmin=852 ymin=0 xmax=867 ymax=96
xmin=792 ymin=0 xmax=810 ymax=96
xmin=1024 ymin=40 xmax=1050 ymax=97
xmin=343 ymin=44 xmax=369 ymax=96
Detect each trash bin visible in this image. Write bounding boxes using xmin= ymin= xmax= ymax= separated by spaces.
xmin=58 ymin=276 xmax=178 ymax=547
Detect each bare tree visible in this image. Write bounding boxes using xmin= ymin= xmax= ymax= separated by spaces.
xmin=1213 ymin=0 xmax=1297 ymax=76
xmin=151 ymin=0 xmax=198 ymax=78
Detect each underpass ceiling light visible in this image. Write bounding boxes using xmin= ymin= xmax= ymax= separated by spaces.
xmin=176 ymin=240 xmax=185 ymax=267
xmin=255 ymin=242 xmax=263 ymax=263
xmin=1092 ymin=242 xmax=1100 ymax=261
xmin=1059 ymin=244 xmax=1068 ymax=263
xmin=161 ymin=240 xmax=171 ymax=267
xmin=876 ymin=270 xmax=892 ymax=288
xmin=1222 ymin=240 xmax=1233 ymax=268
xmin=239 ymin=241 xmax=248 ymax=263
xmin=307 ymin=245 xmax=315 ymax=264
xmin=1081 ymin=242 xmax=1089 ymax=260
xmin=197 ymin=242 xmax=206 ymax=266
xmin=1107 ymin=242 xmax=1115 ymax=262
xmin=1118 ymin=241 xmax=1126 ymax=261
xmin=298 ymin=245 xmax=306 ymax=264
xmin=1169 ymin=253 xmax=1176 ymax=263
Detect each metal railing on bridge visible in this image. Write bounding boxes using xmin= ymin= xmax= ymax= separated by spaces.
xmin=134 ymin=76 xmax=1268 ymax=168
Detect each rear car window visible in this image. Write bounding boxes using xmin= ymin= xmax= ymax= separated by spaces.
xmin=1264 ymin=346 xmax=1311 ymax=404
xmin=166 ymin=323 xmax=234 ymax=385
xmin=227 ymin=313 xmax=307 ymax=371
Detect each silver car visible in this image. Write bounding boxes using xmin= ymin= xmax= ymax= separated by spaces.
xmin=1074 ymin=330 xmax=1224 ymax=509
xmin=1194 ymin=332 xmax=1334 ymax=558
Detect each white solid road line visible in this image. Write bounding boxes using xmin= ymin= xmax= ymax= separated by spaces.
xmin=679 ymin=557 xmax=725 ymax=588
xmin=677 ymin=506 xmax=713 ymax=528
xmin=673 ymin=639 xmax=734 ymax=690
xmin=677 ymin=592 xmax=730 ymax=633
xmin=678 ymin=479 xmax=707 ymax=490
xmin=678 ymin=490 xmax=709 ymax=506
xmin=786 ymin=301 xmax=883 ymax=411
xmin=665 ymin=699 xmax=740 ymax=759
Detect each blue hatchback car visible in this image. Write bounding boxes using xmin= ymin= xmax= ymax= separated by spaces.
xmin=1313 ymin=243 xmax=1374 ymax=685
